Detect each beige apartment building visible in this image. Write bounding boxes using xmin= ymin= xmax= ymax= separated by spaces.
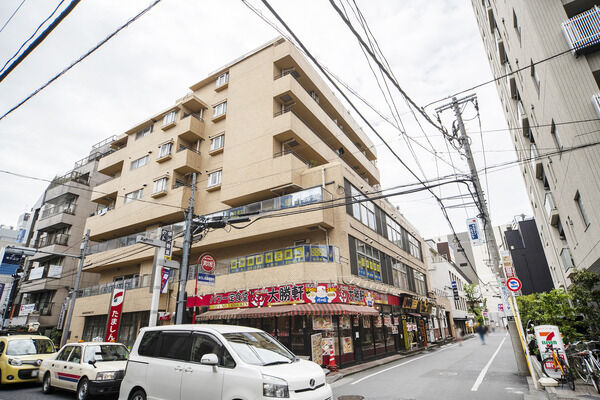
xmin=68 ymin=38 xmax=445 ymax=366
xmin=472 ymin=0 xmax=600 ymax=288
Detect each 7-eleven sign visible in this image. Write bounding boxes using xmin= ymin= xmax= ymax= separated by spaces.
xmin=534 ymin=325 xmax=567 ymax=379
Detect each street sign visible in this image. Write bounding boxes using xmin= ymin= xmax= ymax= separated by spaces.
xmin=450 ymin=280 xmax=459 ymax=300
xmin=136 ymin=235 xmax=163 ymax=247
xmin=498 ymin=304 xmax=504 ymax=312
xmin=158 ymin=258 xmax=180 ymax=269
xmin=505 ymin=266 xmax=515 ymax=278
xmin=160 ymin=229 xmax=173 ymax=259
xmin=506 ymin=277 xmax=522 ymax=292
xmin=198 ymin=253 xmax=216 ymax=273
xmin=197 ymin=272 xmax=215 ymax=286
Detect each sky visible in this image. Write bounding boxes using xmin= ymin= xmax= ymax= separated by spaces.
xmin=0 ymin=0 xmax=532 ymax=239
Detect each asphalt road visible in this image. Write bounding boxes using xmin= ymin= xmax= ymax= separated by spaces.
xmin=0 ymin=381 xmax=116 ymax=400
xmin=332 ymin=331 xmax=529 ymax=400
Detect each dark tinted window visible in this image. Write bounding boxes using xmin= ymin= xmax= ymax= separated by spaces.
xmin=138 ymin=331 xmax=161 ymax=357
xmin=158 ymin=333 xmax=190 ymax=361
xmin=57 ymin=346 xmax=73 ymax=361
xmin=191 ymin=333 xmax=235 ymax=368
xmin=68 ymin=346 xmax=82 ymax=363
xmin=0 ymin=341 xmax=5 ymax=355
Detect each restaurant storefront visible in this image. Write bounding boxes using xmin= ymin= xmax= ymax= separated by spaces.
xmin=189 ymin=283 xmax=438 ymax=367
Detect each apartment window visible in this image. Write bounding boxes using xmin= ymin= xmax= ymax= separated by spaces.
xmin=550 ymin=120 xmax=562 ymax=150
xmin=130 ymin=155 xmax=148 ymax=170
xmin=530 ymin=60 xmax=540 ymax=90
xmin=158 ymin=142 xmax=173 ymax=158
xmin=574 ymin=191 xmax=591 ymax=228
xmin=386 ymin=218 xmax=403 ymax=248
xmin=210 ymin=135 xmax=224 ymax=152
xmin=162 ymin=110 xmax=177 ymax=126
xmin=124 ymin=189 xmax=143 ymax=204
xmin=207 ymin=170 xmax=222 ymax=187
xmin=135 ymin=125 xmax=153 ymax=140
xmin=392 ymin=262 xmax=409 ymax=290
xmin=408 ymin=234 xmax=422 ymax=260
xmin=213 ymin=102 xmax=227 ymax=118
xmin=355 ymin=239 xmax=382 ymax=282
xmin=349 ymin=185 xmax=376 ymax=230
xmin=513 ymin=9 xmax=521 ymax=42
xmin=414 ymin=270 xmax=427 ymax=296
xmin=153 ymin=177 xmax=168 ymax=194
xmin=216 ymin=71 xmax=229 ymax=88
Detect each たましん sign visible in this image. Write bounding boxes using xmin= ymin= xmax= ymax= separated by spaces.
xmin=105 ymin=288 xmax=125 ymax=342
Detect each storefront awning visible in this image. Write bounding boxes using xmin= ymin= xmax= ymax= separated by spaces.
xmin=197 ymin=303 xmax=380 ymax=321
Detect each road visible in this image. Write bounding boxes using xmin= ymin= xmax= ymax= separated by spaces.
xmin=332 ymin=331 xmax=529 ymax=400
xmin=0 ymin=382 xmax=116 ymax=400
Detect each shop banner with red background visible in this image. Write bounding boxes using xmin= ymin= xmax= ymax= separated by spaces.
xmin=105 ymin=288 xmax=125 ymax=342
xmin=186 ymin=283 xmax=400 ymax=309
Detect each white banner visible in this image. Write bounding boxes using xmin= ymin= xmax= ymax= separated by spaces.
xmin=19 ymin=303 xmax=36 ymax=316
xmin=48 ymin=265 xmax=63 ymax=278
xmin=466 ymin=218 xmax=483 ymax=246
xmin=28 ymin=266 xmax=44 ymax=280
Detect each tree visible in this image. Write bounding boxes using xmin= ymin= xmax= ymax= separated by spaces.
xmin=464 ymin=284 xmax=485 ymax=324
xmin=569 ymin=269 xmax=600 ymax=339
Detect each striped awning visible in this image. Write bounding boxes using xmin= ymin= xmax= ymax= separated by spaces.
xmin=197 ymin=303 xmax=379 ymax=321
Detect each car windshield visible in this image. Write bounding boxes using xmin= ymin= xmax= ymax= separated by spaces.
xmin=83 ymin=344 xmax=129 ymax=363
xmin=6 ymin=339 xmax=55 ymax=356
xmin=223 ymin=332 xmax=294 ymax=366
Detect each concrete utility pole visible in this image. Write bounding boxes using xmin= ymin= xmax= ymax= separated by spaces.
xmin=176 ymin=172 xmax=196 ymax=324
xmin=436 ymin=95 xmax=502 ymax=276
xmin=61 ymin=229 xmax=90 ymax=347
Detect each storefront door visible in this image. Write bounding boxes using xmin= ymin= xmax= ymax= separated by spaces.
xmin=352 ymin=316 xmax=362 ymax=362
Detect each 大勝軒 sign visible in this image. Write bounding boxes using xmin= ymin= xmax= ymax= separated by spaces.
xmin=105 ymin=288 xmax=125 ymax=342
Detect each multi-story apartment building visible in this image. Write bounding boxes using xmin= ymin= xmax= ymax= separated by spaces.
xmin=11 ymin=142 xmax=111 ymax=334
xmin=472 ymin=0 xmax=600 ymax=288
xmin=67 ymin=38 xmax=437 ymax=366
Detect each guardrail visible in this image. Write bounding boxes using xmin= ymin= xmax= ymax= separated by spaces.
xmin=562 ymin=6 xmax=600 ymax=54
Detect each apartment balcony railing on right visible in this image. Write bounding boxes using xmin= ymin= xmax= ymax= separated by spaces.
xmin=562 ymin=6 xmax=600 ymax=55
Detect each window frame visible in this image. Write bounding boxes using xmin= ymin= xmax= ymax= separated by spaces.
xmin=158 ymin=142 xmax=173 ymax=159
xmin=209 ymin=134 xmax=225 ymax=152
xmin=135 ymin=125 xmax=153 ymax=140
xmin=216 ymin=71 xmax=229 ymax=88
xmin=124 ymin=188 xmax=144 ymax=204
xmin=207 ymin=170 xmax=222 ymax=188
xmin=162 ymin=110 xmax=178 ymax=126
xmin=213 ymin=102 xmax=227 ymax=118
xmin=130 ymin=155 xmax=149 ymax=170
xmin=574 ymin=191 xmax=591 ymax=228
xmin=153 ymin=177 xmax=168 ymax=194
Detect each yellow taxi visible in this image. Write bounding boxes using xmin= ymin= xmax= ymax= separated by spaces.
xmin=0 ymin=334 xmax=56 ymax=384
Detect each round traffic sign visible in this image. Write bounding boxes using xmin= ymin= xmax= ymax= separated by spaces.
xmin=506 ymin=277 xmax=522 ymax=292
xmin=198 ymin=253 xmax=216 ymax=273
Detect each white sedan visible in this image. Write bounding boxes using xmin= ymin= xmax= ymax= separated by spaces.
xmin=39 ymin=341 xmax=129 ymax=400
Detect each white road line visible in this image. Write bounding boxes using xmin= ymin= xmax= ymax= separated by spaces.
xmin=350 ymin=343 xmax=460 ymax=385
xmin=470 ymin=334 xmax=508 ymax=392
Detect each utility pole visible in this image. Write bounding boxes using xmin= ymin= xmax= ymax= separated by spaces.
xmin=435 ymin=95 xmax=502 ymax=276
xmin=176 ymin=173 xmax=196 ymax=324
xmin=61 ymin=229 xmax=90 ymax=347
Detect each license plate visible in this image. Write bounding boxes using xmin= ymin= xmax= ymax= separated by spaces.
xmin=31 ymin=370 xmax=38 ymax=377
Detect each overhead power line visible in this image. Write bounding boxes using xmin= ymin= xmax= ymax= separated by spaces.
xmin=0 ymin=0 xmax=162 ymax=122
xmin=0 ymin=0 xmax=76 ymax=82
xmin=0 ymin=0 xmax=27 ymax=34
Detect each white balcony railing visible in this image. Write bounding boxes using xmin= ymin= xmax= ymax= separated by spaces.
xmin=593 ymin=93 xmax=600 ymax=119
xmin=562 ymin=6 xmax=600 ymax=54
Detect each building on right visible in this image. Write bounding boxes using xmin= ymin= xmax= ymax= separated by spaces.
xmin=472 ymin=0 xmax=600 ymax=288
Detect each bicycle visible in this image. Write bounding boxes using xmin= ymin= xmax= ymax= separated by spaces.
xmin=568 ymin=341 xmax=600 ymax=394
xmin=542 ymin=343 xmax=576 ymax=390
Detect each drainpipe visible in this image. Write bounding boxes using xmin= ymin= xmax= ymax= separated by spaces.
xmin=317 ymin=225 xmax=329 ymax=247
xmin=321 ymin=167 xmax=326 ymax=188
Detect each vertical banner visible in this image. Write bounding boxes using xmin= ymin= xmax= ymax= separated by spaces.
xmin=160 ymin=268 xmax=170 ymax=294
xmin=105 ymin=288 xmax=125 ymax=342
xmin=466 ymin=217 xmax=483 ymax=246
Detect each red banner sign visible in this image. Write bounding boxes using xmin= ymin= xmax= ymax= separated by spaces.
xmin=105 ymin=288 xmax=125 ymax=342
xmin=186 ymin=283 xmax=400 ymax=310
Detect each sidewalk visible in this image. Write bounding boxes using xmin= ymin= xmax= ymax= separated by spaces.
xmin=525 ymin=357 xmax=600 ymax=400
xmin=326 ymin=336 xmax=465 ymax=384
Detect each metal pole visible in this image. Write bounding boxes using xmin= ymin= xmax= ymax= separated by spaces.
xmin=148 ymin=247 xmax=163 ymax=327
xmin=176 ymin=173 xmax=196 ymax=324
xmin=449 ymin=96 xmax=502 ymax=276
xmin=61 ymin=229 xmax=90 ymax=347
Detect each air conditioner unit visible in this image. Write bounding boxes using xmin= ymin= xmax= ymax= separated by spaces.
xmin=97 ymin=208 xmax=108 ymax=216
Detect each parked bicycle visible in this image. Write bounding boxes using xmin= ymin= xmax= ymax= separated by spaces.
xmin=567 ymin=341 xmax=600 ymax=393
xmin=542 ymin=342 xmax=576 ymax=390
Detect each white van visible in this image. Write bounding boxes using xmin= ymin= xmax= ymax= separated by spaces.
xmin=119 ymin=324 xmax=332 ymax=400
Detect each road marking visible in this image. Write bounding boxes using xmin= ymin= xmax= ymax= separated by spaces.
xmin=350 ymin=343 xmax=460 ymax=385
xmin=470 ymin=334 xmax=507 ymax=392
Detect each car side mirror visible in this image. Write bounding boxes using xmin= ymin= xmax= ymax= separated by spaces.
xmin=200 ymin=353 xmax=219 ymax=366
xmin=88 ymin=359 xmax=97 ymax=368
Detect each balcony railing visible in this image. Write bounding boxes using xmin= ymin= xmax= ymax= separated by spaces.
xmin=40 ymin=203 xmax=76 ymax=220
xmin=35 ymin=233 xmax=69 ymax=248
xmin=48 ymin=170 xmax=90 ymax=190
xmin=87 ymin=222 xmax=185 ymax=255
xmin=78 ymin=275 xmax=148 ymax=298
xmin=593 ymin=93 xmax=600 ymax=119
xmin=562 ymin=6 xmax=600 ymax=55
xmin=273 ymin=150 xmax=311 ymax=167
xmin=187 ymin=244 xmax=340 ymax=279
xmin=38 ymin=302 xmax=54 ymax=316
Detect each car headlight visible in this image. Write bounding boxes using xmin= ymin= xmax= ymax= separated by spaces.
xmin=95 ymin=371 xmax=118 ymax=381
xmin=8 ymin=358 xmax=22 ymax=366
xmin=262 ymin=375 xmax=289 ymax=398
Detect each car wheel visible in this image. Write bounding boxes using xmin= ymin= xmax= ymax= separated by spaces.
xmin=42 ymin=373 xmax=54 ymax=394
xmin=130 ymin=389 xmax=147 ymax=400
xmin=77 ymin=377 xmax=89 ymax=400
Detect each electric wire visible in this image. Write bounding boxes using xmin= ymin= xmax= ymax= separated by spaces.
xmin=0 ymin=0 xmax=27 ymax=34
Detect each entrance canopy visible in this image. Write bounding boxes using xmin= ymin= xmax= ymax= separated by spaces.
xmin=197 ymin=303 xmax=379 ymax=321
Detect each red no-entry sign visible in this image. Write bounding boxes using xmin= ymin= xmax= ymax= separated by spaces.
xmin=506 ymin=277 xmax=522 ymax=292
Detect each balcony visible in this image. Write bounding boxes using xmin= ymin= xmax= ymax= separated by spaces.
xmin=91 ymin=176 xmax=120 ymax=203
xmin=40 ymin=203 xmax=76 ymax=219
xmin=172 ymin=147 xmax=202 ymax=175
xmin=78 ymin=274 xmax=151 ymax=298
xmin=173 ymin=114 xmax=205 ymax=143
xmin=36 ymin=204 xmax=77 ymax=232
xmin=593 ymin=93 xmax=600 ymax=119
xmin=530 ymin=144 xmax=543 ymax=179
xmin=34 ymin=233 xmax=69 ymax=248
xmin=517 ymin=100 xmax=530 ymax=137
xmin=97 ymin=152 xmax=124 ymax=176
xmin=560 ymin=247 xmax=575 ymax=271
xmin=544 ymin=192 xmax=559 ymax=226
xmin=562 ymin=6 xmax=600 ymax=55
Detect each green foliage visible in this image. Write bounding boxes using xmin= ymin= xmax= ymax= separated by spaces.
xmin=47 ymin=328 xmax=63 ymax=347
xmin=464 ymin=283 xmax=485 ymax=324
xmin=516 ymin=289 xmax=581 ymax=343
xmin=569 ymin=269 xmax=600 ymax=339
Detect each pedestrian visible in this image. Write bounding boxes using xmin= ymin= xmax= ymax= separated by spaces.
xmin=476 ymin=323 xmax=486 ymax=345
xmin=456 ymin=328 xmax=464 ymax=346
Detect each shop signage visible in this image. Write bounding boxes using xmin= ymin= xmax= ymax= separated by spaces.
xmin=506 ymin=277 xmax=522 ymax=292
xmin=498 ymin=304 xmax=504 ymax=312
xmin=19 ymin=303 xmax=36 ymax=316
xmin=306 ymin=284 xmax=337 ymax=303
xmin=312 ymin=315 xmax=333 ymax=330
xmin=342 ymin=337 xmax=353 ymax=354
xmin=466 ymin=218 xmax=483 ymax=246
xmin=48 ymin=265 xmax=63 ymax=278
xmin=534 ymin=325 xmax=567 ymax=379
xmin=451 ymin=280 xmax=460 ymax=300
xmin=158 ymin=312 xmax=171 ymax=321
xmin=504 ymin=266 xmax=515 ymax=278
xmin=311 ymin=333 xmax=323 ymax=365
xmin=0 ymin=249 xmax=22 ymax=275
xmin=160 ymin=229 xmax=173 ymax=259
xmin=105 ymin=288 xmax=125 ymax=342
xmin=28 ymin=266 xmax=44 ymax=280
xmin=197 ymin=272 xmax=215 ymax=286
xmin=229 ymin=245 xmax=335 ymax=274
xmin=160 ymin=267 xmax=170 ymax=294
